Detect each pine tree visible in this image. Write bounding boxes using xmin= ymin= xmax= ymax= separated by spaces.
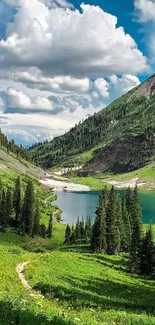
xmin=13 ymin=177 xmax=21 ymax=227
xmin=0 ymin=189 xmax=6 ymax=229
xmin=70 ymin=224 xmax=76 ymax=244
xmin=47 ymin=214 xmax=53 ymax=238
xmin=80 ymin=216 xmax=85 ymax=239
xmin=121 ymin=199 xmax=131 ymax=252
xmin=23 ymin=180 xmax=35 ymax=237
xmin=64 ymin=224 xmax=71 ymax=244
xmin=33 ymin=200 xmax=40 ymax=236
xmin=85 ymin=217 xmax=92 ymax=243
xmin=106 ymin=186 xmax=118 ymax=255
xmin=129 ymin=185 xmax=142 ymax=273
xmin=140 ymin=225 xmax=155 ymax=276
xmin=6 ymin=187 xmax=13 ymax=227
xmin=75 ymin=217 xmax=81 ymax=240
xmin=91 ymin=191 xmax=107 ymax=253
xmin=125 ymin=187 xmax=134 ymax=228
xmin=115 ymin=194 xmax=123 ymax=252
xmin=40 ymin=224 xmax=46 ymax=238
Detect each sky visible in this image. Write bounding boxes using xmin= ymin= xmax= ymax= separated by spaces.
xmin=0 ymin=0 xmax=154 ymax=146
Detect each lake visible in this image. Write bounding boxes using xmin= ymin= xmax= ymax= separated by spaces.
xmin=54 ymin=190 xmax=155 ymax=224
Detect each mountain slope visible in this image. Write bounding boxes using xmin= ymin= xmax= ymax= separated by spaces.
xmin=30 ymin=74 xmax=155 ymax=172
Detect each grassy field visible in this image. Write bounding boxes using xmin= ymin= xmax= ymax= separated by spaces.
xmin=1 ymin=224 xmax=155 ymax=325
xmin=70 ymin=163 xmax=155 ymax=191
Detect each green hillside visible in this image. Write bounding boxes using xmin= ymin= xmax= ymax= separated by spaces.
xmin=30 ymin=74 xmax=155 ymax=172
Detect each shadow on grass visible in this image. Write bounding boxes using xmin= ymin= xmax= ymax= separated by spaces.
xmin=34 ymin=274 xmax=155 ymax=316
xmin=0 ymin=300 xmax=75 ymax=325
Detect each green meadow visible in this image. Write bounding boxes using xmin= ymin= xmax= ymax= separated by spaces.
xmin=1 ymin=223 xmax=155 ymax=325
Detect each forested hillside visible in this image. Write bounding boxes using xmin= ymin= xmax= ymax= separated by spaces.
xmin=30 ymin=74 xmax=155 ymax=172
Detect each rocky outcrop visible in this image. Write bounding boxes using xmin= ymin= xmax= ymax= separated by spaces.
xmin=86 ymin=132 xmax=155 ymax=173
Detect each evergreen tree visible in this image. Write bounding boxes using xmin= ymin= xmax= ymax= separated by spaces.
xmin=85 ymin=217 xmax=92 ymax=243
xmin=121 ymin=199 xmax=131 ymax=252
xmin=75 ymin=217 xmax=81 ymax=240
xmin=40 ymin=224 xmax=46 ymax=238
xmin=140 ymin=225 xmax=155 ymax=276
xmin=23 ymin=180 xmax=35 ymax=237
xmin=91 ymin=191 xmax=107 ymax=253
xmin=13 ymin=177 xmax=21 ymax=227
xmin=125 ymin=187 xmax=134 ymax=228
xmin=0 ymin=189 xmax=6 ymax=229
xmin=6 ymin=187 xmax=13 ymax=227
xmin=64 ymin=224 xmax=71 ymax=244
xmin=33 ymin=200 xmax=40 ymax=236
xmin=129 ymin=185 xmax=142 ymax=273
xmin=70 ymin=224 xmax=76 ymax=244
xmin=80 ymin=216 xmax=85 ymax=239
xmin=47 ymin=214 xmax=53 ymax=238
xmin=115 ymin=194 xmax=123 ymax=252
xmin=106 ymin=186 xmax=118 ymax=255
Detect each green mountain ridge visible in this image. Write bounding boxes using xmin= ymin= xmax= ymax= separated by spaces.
xmin=30 ymin=74 xmax=155 ymax=173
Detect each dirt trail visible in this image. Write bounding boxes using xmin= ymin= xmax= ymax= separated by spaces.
xmin=16 ymin=261 xmax=44 ymax=299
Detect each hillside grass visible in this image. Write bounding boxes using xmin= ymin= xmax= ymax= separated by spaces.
xmin=1 ymin=223 xmax=155 ymax=325
xmin=70 ymin=163 xmax=155 ymax=190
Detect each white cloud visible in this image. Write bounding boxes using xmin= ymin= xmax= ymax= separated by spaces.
xmin=0 ymin=0 xmax=147 ymax=82
xmin=94 ymin=79 xmax=109 ymax=98
xmin=1 ymin=88 xmax=53 ymax=113
xmin=134 ymin=0 xmax=155 ymax=22
xmin=109 ymin=74 xmax=140 ymax=94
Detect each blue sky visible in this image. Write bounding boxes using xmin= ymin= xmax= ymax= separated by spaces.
xmin=0 ymin=0 xmax=154 ymax=145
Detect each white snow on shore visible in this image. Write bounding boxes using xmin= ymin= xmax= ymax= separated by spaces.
xmin=40 ymin=178 xmax=90 ymax=192
xmin=107 ymin=178 xmax=146 ymax=189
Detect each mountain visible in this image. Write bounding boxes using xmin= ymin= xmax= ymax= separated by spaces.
xmin=30 ymin=74 xmax=155 ymax=173
xmin=0 ymin=129 xmax=45 ymax=180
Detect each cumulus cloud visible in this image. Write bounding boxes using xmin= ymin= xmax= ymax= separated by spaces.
xmin=0 ymin=0 xmax=147 ymax=82
xmin=134 ymin=0 xmax=155 ymax=22
xmin=94 ymin=79 xmax=109 ymax=98
xmin=109 ymin=74 xmax=140 ymax=95
xmin=1 ymin=88 xmax=53 ymax=113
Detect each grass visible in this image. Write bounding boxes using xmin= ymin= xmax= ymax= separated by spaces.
xmin=69 ymin=163 xmax=155 ymax=191
xmin=1 ymin=225 xmax=155 ymax=325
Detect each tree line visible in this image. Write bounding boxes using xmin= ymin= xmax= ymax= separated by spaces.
xmin=0 ymin=129 xmax=31 ymax=162
xmin=65 ymin=186 xmax=155 ymax=277
xmin=0 ymin=177 xmax=53 ymax=239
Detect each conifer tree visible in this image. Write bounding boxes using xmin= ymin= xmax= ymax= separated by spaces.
xmin=80 ymin=216 xmax=85 ymax=239
xmin=33 ymin=200 xmax=40 ymax=236
xmin=13 ymin=177 xmax=21 ymax=227
xmin=6 ymin=187 xmax=13 ymax=227
xmin=129 ymin=185 xmax=142 ymax=273
xmin=75 ymin=217 xmax=81 ymax=240
xmin=40 ymin=224 xmax=46 ymax=238
xmin=47 ymin=214 xmax=53 ymax=238
xmin=106 ymin=186 xmax=118 ymax=255
xmin=64 ymin=224 xmax=71 ymax=244
xmin=0 ymin=189 xmax=6 ymax=229
xmin=70 ymin=224 xmax=76 ymax=244
xmin=140 ymin=226 xmax=155 ymax=276
xmin=23 ymin=180 xmax=35 ymax=237
xmin=115 ymin=194 xmax=123 ymax=252
xmin=121 ymin=199 xmax=131 ymax=252
xmin=125 ymin=187 xmax=134 ymax=228
xmin=85 ymin=217 xmax=92 ymax=243
xmin=91 ymin=191 xmax=107 ymax=253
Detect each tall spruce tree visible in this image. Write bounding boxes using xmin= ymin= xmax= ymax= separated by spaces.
xmin=70 ymin=224 xmax=76 ymax=244
xmin=64 ymin=224 xmax=71 ymax=244
xmin=23 ymin=180 xmax=35 ymax=237
xmin=13 ymin=177 xmax=21 ymax=227
xmin=85 ymin=217 xmax=92 ymax=243
xmin=125 ymin=187 xmax=134 ymax=229
xmin=129 ymin=185 xmax=142 ymax=273
xmin=47 ymin=214 xmax=53 ymax=238
xmin=75 ymin=217 xmax=81 ymax=240
xmin=115 ymin=194 xmax=123 ymax=252
xmin=106 ymin=186 xmax=118 ymax=255
xmin=33 ymin=200 xmax=40 ymax=236
xmin=140 ymin=225 xmax=155 ymax=276
xmin=80 ymin=216 xmax=85 ymax=239
xmin=6 ymin=187 xmax=13 ymax=227
xmin=121 ymin=199 xmax=131 ymax=252
xmin=91 ymin=191 xmax=107 ymax=253
xmin=0 ymin=189 xmax=6 ymax=229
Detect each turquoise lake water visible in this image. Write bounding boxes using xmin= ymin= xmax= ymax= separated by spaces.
xmin=54 ymin=190 xmax=155 ymax=224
